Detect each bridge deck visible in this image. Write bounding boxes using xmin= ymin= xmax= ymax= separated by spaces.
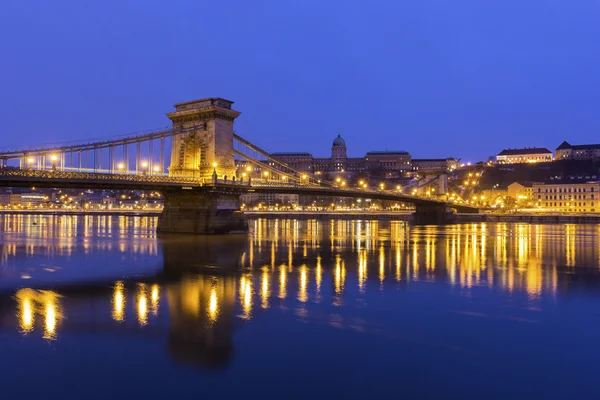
xmin=0 ymin=168 xmax=478 ymax=212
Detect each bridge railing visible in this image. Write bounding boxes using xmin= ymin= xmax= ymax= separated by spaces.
xmin=0 ymin=167 xmax=201 ymax=185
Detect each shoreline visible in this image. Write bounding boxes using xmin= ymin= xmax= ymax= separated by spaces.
xmin=0 ymin=210 xmax=162 ymax=217
xmin=2 ymin=210 xmax=600 ymax=224
xmin=244 ymin=211 xmax=600 ymax=224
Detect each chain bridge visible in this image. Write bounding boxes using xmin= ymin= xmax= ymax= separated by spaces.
xmin=0 ymin=97 xmax=478 ymax=232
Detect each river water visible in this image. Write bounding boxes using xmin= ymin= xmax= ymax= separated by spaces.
xmin=1 ymin=214 xmax=600 ymax=399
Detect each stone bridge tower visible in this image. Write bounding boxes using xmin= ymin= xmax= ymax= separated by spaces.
xmin=167 ymin=98 xmax=240 ymax=180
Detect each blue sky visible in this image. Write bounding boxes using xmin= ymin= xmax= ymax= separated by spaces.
xmin=1 ymin=0 xmax=599 ymax=161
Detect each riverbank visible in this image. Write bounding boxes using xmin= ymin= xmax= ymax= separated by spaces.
xmin=245 ymin=211 xmax=600 ymax=224
xmin=244 ymin=211 xmax=412 ymax=221
xmin=455 ymin=213 xmax=600 ymax=224
xmin=0 ymin=209 xmax=162 ymax=217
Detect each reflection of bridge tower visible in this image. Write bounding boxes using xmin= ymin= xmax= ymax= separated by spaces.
xmin=167 ymin=98 xmax=241 ymax=180
xmin=160 ymin=235 xmax=245 ymax=367
xmin=167 ymin=275 xmax=236 ymax=368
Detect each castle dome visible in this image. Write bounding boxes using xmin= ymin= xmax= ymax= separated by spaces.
xmin=332 ymin=134 xmax=346 ymax=147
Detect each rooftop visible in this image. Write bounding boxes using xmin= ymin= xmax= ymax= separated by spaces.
xmin=366 ymin=151 xmax=409 ymax=155
xmin=556 ymin=141 xmax=600 ymax=151
xmin=537 ymin=176 xmax=599 ymax=185
xmin=497 ymin=147 xmax=552 ymax=156
xmin=412 ymin=158 xmax=450 ymax=162
xmin=271 ymin=152 xmax=313 ymax=157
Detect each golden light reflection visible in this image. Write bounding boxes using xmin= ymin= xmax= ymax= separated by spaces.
xmin=16 ymin=289 xmax=62 ymax=338
xmin=358 ymin=249 xmax=367 ymax=292
xmin=379 ymin=245 xmax=385 ymax=284
xmin=112 ymin=281 xmax=126 ymax=322
xmin=299 ymin=265 xmax=308 ymax=302
xmin=150 ymin=284 xmax=160 ymax=316
xmin=261 ymin=267 xmax=270 ymax=309
xmin=279 ymin=265 xmax=287 ymax=299
xmin=16 ymin=289 xmax=35 ymax=333
xmin=334 ymin=255 xmax=346 ymax=296
xmin=316 ymin=256 xmax=323 ymax=295
xmin=240 ymin=275 xmax=253 ymax=319
xmin=208 ymin=286 xmax=219 ymax=322
xmin=44 ymin=300 xmax=57 ymax=339
xmin=137 ymin=284 xmax=148 ymax=326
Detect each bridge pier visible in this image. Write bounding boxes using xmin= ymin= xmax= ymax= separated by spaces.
xmin=157 ymin=190 xmax=247 ymax=234
xmin=411 ymin=204 xmax=456 ymax=225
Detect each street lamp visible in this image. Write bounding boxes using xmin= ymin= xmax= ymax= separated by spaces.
xmin=153 ymin=166 xmax=160 ymax=174
xmin=117 ymin=163 xmax=124 ymax=173
xmin=379 ymin=182 xmax=385 ymax=190
xmin=141 ymin=161 xmax=148 ymax=175
xmin=50 ymin=154 xmax=58 ymax=171
xmin=27 ymin=157 xmax=34 ymax=170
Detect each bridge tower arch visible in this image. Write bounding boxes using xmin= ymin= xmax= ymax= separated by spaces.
xmin=167 ymin=98 xmax=240 ymax=180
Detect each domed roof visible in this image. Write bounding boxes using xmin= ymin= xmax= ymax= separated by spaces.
xmin=332 ymin=134 xmax=346 ymax=147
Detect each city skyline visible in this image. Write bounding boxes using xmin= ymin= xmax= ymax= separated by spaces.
xmin=2 ymin=1 xmax=600 ymax=160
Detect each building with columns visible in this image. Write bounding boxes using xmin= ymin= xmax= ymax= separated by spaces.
xmin=269 ymin=134 xmax=423 ymax=180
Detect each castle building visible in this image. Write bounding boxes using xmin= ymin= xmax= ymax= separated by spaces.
xmin=496 ymin=147 xmax=553 ymax=164
xmin=270 ymin=134 xmax=418 ymax=179
xmin=556 ymin=141 xmax=600 ymax=160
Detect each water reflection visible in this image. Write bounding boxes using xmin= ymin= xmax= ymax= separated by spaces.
xmin=4 ymin=217 xmax=600 ymax=371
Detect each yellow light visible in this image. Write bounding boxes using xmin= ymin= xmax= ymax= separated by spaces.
xmin=137 ymin=284 xmax=148 ymax=326
xmin=117 ymin=163 xmax=124 ymax=170
xmin=336 ymin=177 xmax=341 ymax=182
xmin=153 ymin=166 xmax=159 ymax=172
xmin=112 ymin=281 xmax=125 ymax=322
xmin=141 ymin=161 xmax=148 ymax=168
xmin=212 ymin=162 xmax=218 ymax=168
xmin=27 ymin=157 xmax=34 ymax=164
xmin=264 ymin=171 xmax=269 ymax=177
xmin=45 ymin=302 xmax=57 ymax=338
xmin=50 ymin=154 xmax=58 ymax=161
xmin=150 ymin=284 xmax=160 ymax=315
xmin=302 ymin=174 xmax=307 ymax=179
xmin=242 ymin=172 xmax=247 ymax=177
xmin=341 ymin=181 xmax=346 ymax=186
xmin=16 ymin=289 xmax=35 ymax=333
xmin=359 ymin=180 xmax=364 ymax=185
xmin=208 ymin=287 xmax=219 ymax=322
xmin=246 ymin=166 xmax=251 ymax=172
xmin=396 ymin=185 xmax=400 ymax=190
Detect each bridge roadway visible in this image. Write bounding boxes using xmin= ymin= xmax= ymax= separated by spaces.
xmin=0 ymin=168 xmax=478 ymax=213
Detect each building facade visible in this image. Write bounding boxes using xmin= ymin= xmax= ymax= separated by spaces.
xmin=412 ymin=158 xmax=457 ymax=172
xmin=555 ymin=141 xmax=600 ymax=160
xmin=496 ymin=148 xmax=553 ymax=164
xmin=266 ymin=134 xmax=453 ymax=180
xmin=508 ymin=182 xmax=534 ymax=201
xmin=533 ymin=178 xmax=600 ymax=213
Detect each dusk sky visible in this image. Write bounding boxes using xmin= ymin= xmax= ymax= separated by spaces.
xmin=1 ymin=0 xmax=599 ymax=161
